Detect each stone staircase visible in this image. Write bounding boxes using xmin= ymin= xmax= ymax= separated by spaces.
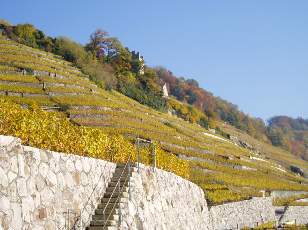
xmin=86 ymin=163 xmax=135 ymax=230
xmin=275 ymin=205 xmax=290 ymax=227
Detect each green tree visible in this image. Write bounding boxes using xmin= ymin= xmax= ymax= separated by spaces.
xmin=106 ymin=37 xmax=132 ymax=74
xmin=14 ymin=24 xmax=37 ymax=47
xmin=54 ymin=37 xmax=88 ymax=65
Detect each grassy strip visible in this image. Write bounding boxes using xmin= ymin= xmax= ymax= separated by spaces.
xmin=0 ymin=95 xmax=54 ymax=106
xmin=205 ymin=189 xmax=249 ymax=205
xmin=46 ymin=86 xmax=93 ymax=94
xmin=0 ymin=44 xmax=79 ymax=72
xmin=0 ymin=49 xmax=86 ymax=79
xmin=190 ymin=161 xmax=308 ymax=192
xmin=273 ymin=194 xmax=308 ymax=206
xmin=211 ymin=172 xmax=308 ymax=191
xmin=0 ymin=64 xmax=18 ymax=72
xmin=53 ymin=95 xmax=115 ymax=106
xmin=0 ymin=74 xmax=39 ymax=83
xmin=0 ymin=83 xmax=44 ymax=94
xmin=37 ymin=75 xmax=91 ymax=87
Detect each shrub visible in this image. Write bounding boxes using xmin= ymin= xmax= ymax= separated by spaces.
xmin=273 ymin=194 xmax=308 ymax=206
xmin=118 ymin=82 xmax=167 ymax=111
xmin=205 ymin=189 xmax=246 ymax=205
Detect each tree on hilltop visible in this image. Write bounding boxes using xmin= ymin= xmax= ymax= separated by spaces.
xmin=86 ymin=29 xmax=110 ymax=59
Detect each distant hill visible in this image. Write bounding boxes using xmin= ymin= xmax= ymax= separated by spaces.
xmin=268 ymin=116 xmax=308 ymax=160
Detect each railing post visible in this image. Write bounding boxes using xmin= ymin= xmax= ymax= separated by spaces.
xmin=128 ymin=160 xmax=131 ymax=201
xmin=151 ymin=142 xmax=156 ymax=171
xmin=67 ymin=209 xmax=70 ymax=230
xmin=103 ymin=209 xmax=105 ymax=227
xmin=77 ymin=209 xmax=82 ymax=230
xmin=153 ymin=143 xmax=156 ymax=170
xmin=119 ymin=178 xmax=121 ymax=227
xmin=137 ymin=138 xmax=140 ymax=174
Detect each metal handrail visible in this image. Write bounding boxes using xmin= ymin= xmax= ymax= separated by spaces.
xmin=72 ymin=162 xmax=112 ymax=229
xmin=71 ymin=137 xmax=155 ymax=229
xmin=136 ymin=137 xmax=152 ymax=143
xmin=102 ymin=155 xmax=131 ymax=228
xmin=135 ymin=137 xmax=156 ymax=173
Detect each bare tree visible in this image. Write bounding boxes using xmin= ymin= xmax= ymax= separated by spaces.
xmin=86 ymin=29 xmax=110 ymax=59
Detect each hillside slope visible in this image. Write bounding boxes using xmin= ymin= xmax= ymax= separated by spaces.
xmin=267 ymin=116 xmax=308 ymax=160
xmin=1 ymin=21 xmax=306 ymax=162
xmin=0 ymin=36 xmax=307 ymax=205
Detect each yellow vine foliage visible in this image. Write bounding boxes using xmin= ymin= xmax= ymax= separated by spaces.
xmin=156 ymin=146 xmax=189 ymax=178
xmin=0 ymin=99 xmax=189 ymax=178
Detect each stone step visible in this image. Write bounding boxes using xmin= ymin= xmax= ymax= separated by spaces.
xmin=107 ymin=227 xmax=117 ymax=230
xmin=114 ymin=166 xmax=137 ymax=172
xmin=113 ymin=168 xmax=130 ymax=173
xmin=111 ymin=175 xmax=129 ymax=180
xmin=97 ymin=202 xmax=119 ymax=210
xmin=108 ymin=181 xmax=128 ymax=188
xmin=106 ymin=186 xmax=129 ymax=193
xmin=113 ymin=170 xmax=130 ymax=175
xmin=111 ymin=173 xmax=131 ymax=179
xmin=116 ymin=163 xmax=129 ymax=168
xmin=113 ymin=171 xmax=132 ymax=177
xmin=116 ymin=164 xmax=137 ymax=170
xmin=110 ymin=178 xmax=129 ymax=183
xmin=95 ymin=206 xmax=120 ymax=215
xmin=103 ymin=191 xmax=129 ymax=199
xmin=87 ymin=225 xmax=118 ymax=230
xmin=92 ymin=211 xmax=121 ymax=220
xmin=114 ymin=165 xmax=132 ymax=170
xmin=101 ymin=196 xmax=128 ymax=203
xmin=107 ymin=182 xmax=129 ymax=188
xmin=90 ymin=217 xmax=119 ymax=226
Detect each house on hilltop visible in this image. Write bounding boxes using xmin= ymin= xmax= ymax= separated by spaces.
xmin=162 ymin=83 xmax=169 ymax=98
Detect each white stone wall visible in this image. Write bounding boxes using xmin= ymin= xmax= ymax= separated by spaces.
xmin=209 ymin=197 xmax=276 ymax=229
xmin=120 ymin=164 xmax=211 ymax=230
xmin=0 ymin=135 xmax=116 ymax=230
xmin=0 ymin=134 xmax=307 ymax=230
xmin=278 ymin=206 xmax=308 ymax=225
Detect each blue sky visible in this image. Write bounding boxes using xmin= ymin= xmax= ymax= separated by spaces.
xmin=2 ymin=0 xmax=308 ymax=120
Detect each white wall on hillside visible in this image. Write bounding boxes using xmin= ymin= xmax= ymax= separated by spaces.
xmin=210 ymin=197 xmax=276 ymax=229
xmin=278 ymin=206 xmax=308 ymax=225
xmin=0 ymin=135 xmax=116 ymax=230
xmin=120 ymin=164 xmax=211 ymax=230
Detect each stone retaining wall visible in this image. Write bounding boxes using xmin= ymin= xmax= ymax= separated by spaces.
xmin=120 ymin=164 xmax=211 ymax=230
xmin=209 ymin=197 xmax=276 ymax=229
xmin=278 ymin=206 xmax=308 ymax=225
xmin=0 ymin=135 xmax=116 ymax=230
